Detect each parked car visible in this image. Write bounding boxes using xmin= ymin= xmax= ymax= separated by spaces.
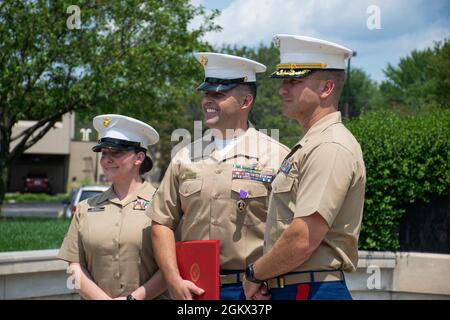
xmin=24 ymin=173 xmax=51 ymax=194
xmin=63 ymin=185 xmax=109 ymax=218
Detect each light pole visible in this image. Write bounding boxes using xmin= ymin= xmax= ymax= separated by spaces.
xmin=344 ymin=51 xmax=357 ymax=118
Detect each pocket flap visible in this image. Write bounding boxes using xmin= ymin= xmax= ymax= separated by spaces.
xmin=179 ymin=179 xmax=202 ymax=197
xmin=231 ymin=179 xmax=268 ymax=198
xmin=272 ymin=176 xmax=295 ymax=193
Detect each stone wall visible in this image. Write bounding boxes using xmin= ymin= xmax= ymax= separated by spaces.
xmin=1 ymin=249 xmax=449 ymax=300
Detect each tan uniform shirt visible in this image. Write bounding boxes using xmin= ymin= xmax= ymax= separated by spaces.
xmin=265 ymin=112 xmax=366 ymax=272
xmin=58 ymin=181 xmax=161 ymax=298
xmin=150 ymin=127 xmax=290 ymax=270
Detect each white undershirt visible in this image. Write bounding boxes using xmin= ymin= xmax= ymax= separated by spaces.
xmin=213 ymin=134 xmax=244 ymax=157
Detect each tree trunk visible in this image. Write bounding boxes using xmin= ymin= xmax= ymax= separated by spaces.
xmin=0 ymin=118 xmax=12 ymax=217
xmin=0 ymin=165 xmax=8 ymax=217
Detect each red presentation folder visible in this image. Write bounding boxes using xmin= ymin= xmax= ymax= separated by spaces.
xmin=176 ymin=240 xmax=220 ymax=300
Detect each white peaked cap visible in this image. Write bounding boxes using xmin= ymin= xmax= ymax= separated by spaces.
xmin=194 ymin=52 xmax=266 ymax=91
xmin=272 ymin=34 xmax=353 ymax=77
xmin=92 ymin=114 xmax=159 ymax=150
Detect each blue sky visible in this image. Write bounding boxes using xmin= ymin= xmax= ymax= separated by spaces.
xmin=191 ymin=0 xmax=450 ymax=83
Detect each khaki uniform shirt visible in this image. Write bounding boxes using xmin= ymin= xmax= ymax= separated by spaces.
xmin=150 ymin=127 xmax=290 ymax=270
xmin=58 ymin=181 xmax=162 ymax=298
xmin=265 ymin=112 xmax=366 ymax=272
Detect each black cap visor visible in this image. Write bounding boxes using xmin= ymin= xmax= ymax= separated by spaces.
xmin=197 ymin=77 xmax=253 ymax=92
xmin=92 ymin=137 xmax=144 ymax=153
xmin=197 ymin=82 xmax=240 ymax=92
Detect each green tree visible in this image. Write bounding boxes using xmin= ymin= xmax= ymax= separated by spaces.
xmin=0 ymin=0 xmax=219 ymax=211
xmin=428 ymin=40 xmax=450 ymax=106
xmin=340 ymin=67 xmax=381 ymax=117
xmin=379 ymin=39 xmax=450 ymax=111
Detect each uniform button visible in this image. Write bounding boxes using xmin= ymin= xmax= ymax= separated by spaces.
xmin=115 ymin=272 xmax=120 ymax=278
xmin=215 ymin=169 xmax=222 ymax=174
xmin=114 ymin=254 xmax=119 ymax=260
xmin=212 ymin=194 xmax=219 ymax=199
xmin=115 ymin=223 xmax=119 ymax=227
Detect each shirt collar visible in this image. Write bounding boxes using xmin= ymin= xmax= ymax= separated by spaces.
xmin=210 ymin=126 xmax=260 ymax=162
xmin=96 ymin=181 xmax=155 ymax=206
xmin=297 ymin=111 xmax=342 ymax=148
xmin=190 ymin=122 xmax=259 ymax=162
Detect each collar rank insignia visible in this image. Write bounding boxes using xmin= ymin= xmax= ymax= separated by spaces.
xmin=133 ymin=199 xmax=149 ymax=210
xmin=279 ymin=157 xmax=293 ymax=174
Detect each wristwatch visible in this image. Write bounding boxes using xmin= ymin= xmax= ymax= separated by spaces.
xmin=245 ymin=263 xmax=264 ymax=284
xmin=126 ymin=294 xmax=136 ymax=300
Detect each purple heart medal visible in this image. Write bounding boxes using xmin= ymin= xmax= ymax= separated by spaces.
xmin=237 ymin=189 xmax=248 ymax=212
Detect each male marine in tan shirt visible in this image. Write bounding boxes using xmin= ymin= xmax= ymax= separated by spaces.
xmin=243 ymin=35 xmax=366 ymax=300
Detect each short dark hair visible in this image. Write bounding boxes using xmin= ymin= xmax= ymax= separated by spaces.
xmin=316 ymin=70 xmax=346 ymax=99
xmin=237 ymin=83 xmax=257 ymax=104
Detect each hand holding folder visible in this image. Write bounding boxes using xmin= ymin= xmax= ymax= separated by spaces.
xmin=176 ymin=240 xmax=220 ymax=300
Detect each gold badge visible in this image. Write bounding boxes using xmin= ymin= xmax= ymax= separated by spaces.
xmin=190 ymin=263 xmax=200 ymax=282
xmin=200 ymin=55 xmax=208 ymax=66
xmin=237 ymin=199 xmax=246 ymax=212
xmin=102 ymin=117 xmax=111 ymax=128
xmin=244 ymin=76 xmax=248 ymax=82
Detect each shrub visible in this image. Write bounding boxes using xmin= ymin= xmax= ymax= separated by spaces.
xmin=346 ymin=109 xmax=450 ymax=250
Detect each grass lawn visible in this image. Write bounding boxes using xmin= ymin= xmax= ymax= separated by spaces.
xmin=0 ymin=217 xmax=71 ymax=252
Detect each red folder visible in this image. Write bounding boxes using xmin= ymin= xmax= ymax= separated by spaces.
xmin=176 ymin=240 xmax=220 ymax=300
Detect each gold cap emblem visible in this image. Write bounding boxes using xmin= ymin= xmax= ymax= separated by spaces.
xmin=200 ymin=56 xmax=208 ymax=66
xmin=102 ymin=117 xmax=111 ymax=128
xmin=244 ymin=76 xmax=248 ymax=82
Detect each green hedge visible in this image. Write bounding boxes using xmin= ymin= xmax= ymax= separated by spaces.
xmin=345 ymin=109 xmax=450 ymax=250
xmin=5 ymin=193 xmax=68 ymax=203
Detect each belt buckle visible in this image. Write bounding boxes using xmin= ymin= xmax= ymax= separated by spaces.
xmin=279 ymin=276 xmax=285 ymax=289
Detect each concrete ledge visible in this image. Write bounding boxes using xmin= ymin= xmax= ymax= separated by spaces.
xmin=393 ymin=252 xmax=450 ymax=296
xmin=0 ymin=249 xmax=67 ymax=275
xmin=357 ymin=250 xmax=397 ymax=268
xmin=0 ymin=249 xmax=449 ymax=299
xmin=0 ymin=249 xmax=76 ymax=300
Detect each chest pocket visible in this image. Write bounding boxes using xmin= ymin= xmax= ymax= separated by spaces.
xmin=230 ymin=179 xmax=268 ymax=226
xmin=179 ymin=179 xmax=202 ymax=197
xmin=179 ymin=179 xmax=203 ymax=222
xmin=271 ymin=174 xmax=296 ymax=221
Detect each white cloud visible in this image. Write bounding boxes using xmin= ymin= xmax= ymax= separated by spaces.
xmin=351 ymin=26 xmax=450 ymax=82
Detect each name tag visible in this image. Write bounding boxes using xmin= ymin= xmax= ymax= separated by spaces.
xmin=181 ymin=171 xmax=197 ymax=180
xmin=87 ymin=206 xmax=105 ymax=212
